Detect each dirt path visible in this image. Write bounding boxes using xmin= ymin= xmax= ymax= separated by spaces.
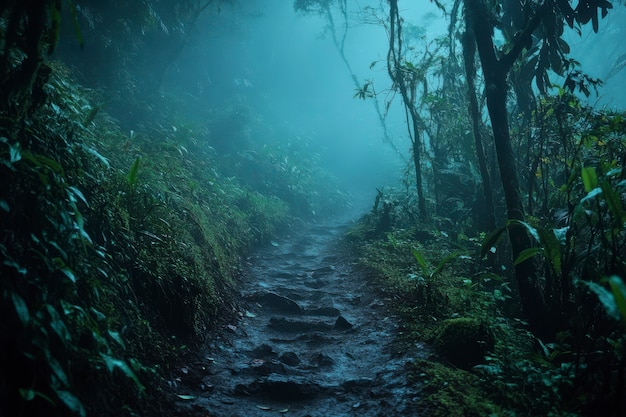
xmin=172 ymin=219 xmax=422 ymax=416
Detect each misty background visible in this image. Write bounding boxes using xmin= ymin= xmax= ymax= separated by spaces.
xmin=160 ymin=1 xmax=421 ymax=211
xmin=56 ymin=0 xmax=626 ymax=214
xmin=158 ymin=0 xmax=625 ymax=211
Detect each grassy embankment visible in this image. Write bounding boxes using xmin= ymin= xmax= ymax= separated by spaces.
xmin=0 ymin=63 xmax=347 ymax=417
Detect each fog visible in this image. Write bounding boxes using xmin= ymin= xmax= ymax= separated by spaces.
xmin=564 ymin=5 xmax=626 ymax=109
xmin=161 ymin=1 xmax=438 ymax=211
xmin=159 ymin=0 xmax=626 ymax=213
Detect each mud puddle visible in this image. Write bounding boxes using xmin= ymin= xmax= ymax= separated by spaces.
xmin=171 ymin=219 xmax=423 ymax=416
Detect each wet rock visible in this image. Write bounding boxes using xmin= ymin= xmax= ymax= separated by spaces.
xmin=304 ymin=279 xmax=327 ymax=289
xmin=268 ymin=317 xmax=333 ymax=333
xmin=249 ymin=344 xmax=276 ymax=359
xmin=244 ymin=359 xmax=286 ymax=376
xmin=306 ymin=306 xmax=341 ymax=317
xmin=279 ymin=351 xmax=300 ymax=366
xmin=274 ymin=270 xmax=294 ymax=279
xmin=312 ymin=265 xmax=336 ymax=278
xmin=434 ymin=317 xmax=494 ymax=370
xmin=297 ymin=332 xmax=335 ymax=345
xmin=334 ymin=315 xmax=353 ymax=330
xmin=234 ymin=374 xmax=321 ymax=401
xmin=310 ymin=352 xmax=335 ymax=367
xmin=248 ymin=291 xmax=304 ymax=315
xmin=341 ymin=378 xmax=374 ymax=392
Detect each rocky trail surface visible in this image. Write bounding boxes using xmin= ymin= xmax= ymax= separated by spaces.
xmin=171 ymin=219 xmax=423 ymax=417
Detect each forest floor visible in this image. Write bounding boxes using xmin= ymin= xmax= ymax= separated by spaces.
xmin=167 ymin=217 xmax=425 ymax=417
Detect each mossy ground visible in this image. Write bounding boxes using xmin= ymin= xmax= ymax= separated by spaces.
xmin=347 ymin=212 xmax=583 ymax=417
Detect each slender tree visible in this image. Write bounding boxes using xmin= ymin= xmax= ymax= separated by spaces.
xmin=464 ymin=0 xmax=613 ymax=336
xmin=461 ymin=18 xmax=496 ymax=232
xmin=386 ymin=0 xmax=428 ymax=219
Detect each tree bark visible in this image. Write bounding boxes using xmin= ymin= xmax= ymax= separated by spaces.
xmin=461 ymin=27 xmax=495 ymax=231
xmin=466 ymin=0 xmax=550 ymax=336
xmin=387 ymin=0 xmax=427 ymax=220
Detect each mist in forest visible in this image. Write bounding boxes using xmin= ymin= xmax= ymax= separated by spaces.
xmin=161 ymin=0 xmax=625 ymax=214
xmin=159 ymin=1 xmax=430 ymax=212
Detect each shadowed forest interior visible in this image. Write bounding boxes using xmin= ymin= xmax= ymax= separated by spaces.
xmin=1 ymin=1 xmax=626 ymax=416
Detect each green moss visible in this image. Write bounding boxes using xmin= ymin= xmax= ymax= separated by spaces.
xmin=411 ymin=360 xmax=510 ymax=417
xmin=434 ymin=318 xmax=494 ymax=370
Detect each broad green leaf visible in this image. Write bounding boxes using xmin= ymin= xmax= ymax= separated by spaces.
xmin=73 ymin=209 xmax=92 ymax=244
xmin=9 ymin=143 xmax=21 ymax=163
xmin=48 ymin=356 xmax=69 ymax=386
xmin=53 ymin=258 xmax=77 ymax=283
xmin=101 ymin=354 xmax=145 ymax=392
xmin=3 ymin=259 xmax=27 ymax=275
xmin=47 ymin=304 xmax=71 ymax=343
xmin=127 ymin=156 xmax=141 ymax=186
xmin=508 ymin=219 xmax=540 ymax=242
xmin=11 ymin=292 xmax=29 ymax=326
xmin=411 ymin=248 xmax=430 ymax=277
xmin=539 ymin=228 xmax=562 ymax=276
xmin=600 ymin=181 xmax=625 ymax=224
xmin=80 ymin=144 xmax=110 ymax=168
xmin=61 ymin=267 xmax=77 ymax=283
xmin=432 ymin=252 xmax=460 ymax=278
xmin=480 ymin=225 xmax=508 ymax=258
xmin=608 ymin=276 xmax=626 ymax=323
xmin=55 ymin=390 xmax=86 ymax=417
xmin=581 ymin=187 xmax=602 ymax=203
xmin=28 ymin=153 xmax=64 ymax=175
xmin=108 ymin=330 xmax=126 ymax=350
xmin=585 ymin=281 xmax=619 ymax=320
xmin=68 ymin=186 xmax=89 ymax=207
xmin=514 ymin=247 xmax=542 ymax=265
xmin=581 ymin=166 xmax=598 ymax=192
xmin=477 ymin=272 xmax=504 ymax=282
xmin=19 ymin=388 xmax=36 ymax=401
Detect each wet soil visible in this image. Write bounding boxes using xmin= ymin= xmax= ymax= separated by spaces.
xmin=171 ymin=219 xmax=423 ymax=417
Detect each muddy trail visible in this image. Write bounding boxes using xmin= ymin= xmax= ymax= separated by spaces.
xmin=171 ymin=219 xmax=423 ymax=417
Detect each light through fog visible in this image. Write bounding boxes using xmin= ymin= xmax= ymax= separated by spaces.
xmin=162 ymin=1 xmax=444 ymax=211
xmin=161 ymin=0 xmax=626 ymax=212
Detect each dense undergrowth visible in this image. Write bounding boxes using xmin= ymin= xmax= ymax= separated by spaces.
xmin=0 ymin=60 xmax=348 ymax=416
xmin=347 ymin=93 xmax=626 ymax=417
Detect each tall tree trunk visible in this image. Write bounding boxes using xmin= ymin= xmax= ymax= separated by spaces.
xmin=462 ymin=27 xmax=495 ymax=231
xmin=387 ymin=0 xmax=427 ymax=219
xmin=466 ymin=0 xmax=551 ymax=336
xmin=410 ymin=115 xmax=427 ymax=218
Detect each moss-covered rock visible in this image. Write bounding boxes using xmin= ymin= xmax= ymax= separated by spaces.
xmin=434 ymin=317 xmax=494 ymax=370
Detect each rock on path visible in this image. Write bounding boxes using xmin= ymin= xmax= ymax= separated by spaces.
xmin=171 ymin=220 xmax=422 ymax=417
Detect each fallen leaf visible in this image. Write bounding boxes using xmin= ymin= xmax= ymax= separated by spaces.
xmin=256 ymin=405 xmax=271 ymax=410
xmin=279 ymin=409 xmax=289 ymax=413
xmin=245 ymin=311 xmax=256 ymax=318
xmin=226 ymin=324 xmax=237 ymax=332
xmin=176 ymin=394 xmax=196 ymax=400
xmin=270 ymin=241 xmax=279 ymax=247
